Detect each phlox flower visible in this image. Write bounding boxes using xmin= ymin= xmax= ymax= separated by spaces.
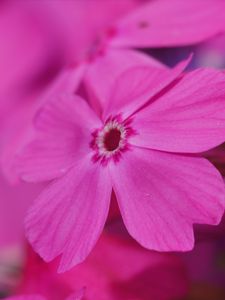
xmin=5 ymin=230 xmax=188 ymax=300
xmin=16 ymin=60 xmax=225 ymax=272
xmin=0 ymin=0 xmax=139 ymax=181
xmin=6 ymin=297 xmax=44 ymax=300
xmin=0 ymin=1 xmax=74 ymax=181
xmin=6 ymin=292 xmax=83 ymax=300
xmin=1 ymin=0 xmax=225 ymax=182
xmin=58 ymin=232 xmax=188 ymax=300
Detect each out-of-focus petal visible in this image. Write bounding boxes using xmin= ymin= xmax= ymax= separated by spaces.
xmin=6 ymin=296 xmax=45 ymax=300
xmin=65 ymin=289 xmax=85 ymax=300
xmin=0 ymin=171 xmax=43 ymax=247
xmin=59 ymin=232 xmax=188 ymax=300
xmin=0 ymin=64 xmax=86 ymax=183
xmin=112 ymin=0 xmax=225 ymax=48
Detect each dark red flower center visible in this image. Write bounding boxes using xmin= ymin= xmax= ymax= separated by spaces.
xmin=103 ymin=128 xmax=121 ymax=152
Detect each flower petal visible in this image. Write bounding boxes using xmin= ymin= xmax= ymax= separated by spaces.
xmin=84 ymin=48 xmax=165 ymax=117
xmin=131 ymin=68 xmax=225 ymax=153
xmin=0 ymin=63 xmax=86 ymax=183
xmin=112 ymin=0 xmax=225 ymax=48
xmin=66 ymin=289 xmax=85 ymax=300
xmin=0 ymin=171 xmax=43 ymax=247
xmin=109 ymin=147 xmax=225 ymax=251
xmin=103 ymin=56 xmax=190 ymax=119
xmin=15 ymin=94 xmax=101 ymax=182
xmin=62 ymin=232 xmax=187 ymax=300
xmin=25 ymin=159 xmax=112 ymax=272
xmin=6 ymin=296 xmax=45 ymax=300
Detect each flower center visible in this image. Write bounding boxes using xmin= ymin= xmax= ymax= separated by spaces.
xmin=96 ymin=120 xmax=126 ymax=157
xmin=90 ymin=116 xmax=135 ymax=165
xmin=103 ymin=128 xmax=121 ymax=152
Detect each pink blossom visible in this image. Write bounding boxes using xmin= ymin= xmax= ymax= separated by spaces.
xmin=58 ymin=232 xmax=188 ymax=300
xmin=1 ymin=0 xmax=225 ymax=182
xmin=16 ymin=61 xmax=225 ymax=272
xmin=0 ymin=1 xmax=72 ymax=182
xmin=6 ymin=292 xmax=83 ymax=300
xmin=110 ymin=0 xmax=225 ymax=48
xmin=6 ymin=230 xmax=187 ymax=300
xmin=6 ymin=296 xmax=45 ymax=300
xmin=25 ymin=0 xmax=225 ymax=65
xmin=0 ymin=0 xmax=139 ymax=181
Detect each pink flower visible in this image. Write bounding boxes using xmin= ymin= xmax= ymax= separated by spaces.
xmin=6 ymin=292 xmax=83 ymax=300
xmin=16 ymin=60 xmax=225 ymax=272
xmin=6 ymin=297 xmax=45 ymax=300
xmin=6 ymin=229 xmax=188 ymax=300
xmin=58 ymin=231 xmax=188 ymax=300
xmin=110 ymin=0 xmax=225 ymax=48
xmin=1 ymin=0 xmax=225 ymax=182
xmin=78 ymin=0 xmax=225 ymax=118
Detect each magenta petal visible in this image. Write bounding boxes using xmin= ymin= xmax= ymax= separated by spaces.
xmin=131 ymin=68 xmax=225 ymax=153
xmin=104 ymin=56 xmax=191 ymax=119
xmin=0 ymin=172 xmax=43 ymax=247
xmin=0 ymin=64 xmax=86 ymax=183
xmin=6 ymin=295 xmax=82 ymax=300
xmin=15 ymin=94 xmax=101 ymax=182
xmin=6 ymin=296 xmax=45 ymax=300
xmin=65 ymin=289 xmax=85 ymax=300
xmin=84 ymin=48 xmax=165 ymax=116
xmin=109 ymin=147 xmax=225 ymax=251
xmin=25 ymin=161 xmax=112 ymax=272
xmin=112 ymin=0 xmax=225 ymax=48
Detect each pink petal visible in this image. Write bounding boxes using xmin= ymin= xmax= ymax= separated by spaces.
xmin=25 ymin=161 xmax=112 ymax=272
xmin=34 ymin=0 xmax=138 ymax=64
xmin=0 ymin=2 xmax=58 ymax=103
xmin=0 ymin=171 xmax=43 ymax=247
xmin=103 ymin=56 xmax=191 ymax=119
xmin=109 ymin=147 xmax=225 ymax=251
xmin=0 ymin=64 xmax=86 ymax=183
xmin=131 ymin=68 xmax=225 ymax=153
xmin=112 ymin=0 xmax=225 ymax=48
xmin=6 ymin=296 xmax=45 ymax=300
xmin=60 ymin=232 xmax=187 ymax=300
xmin=15 ymin=94 xmax=101 ymax=182
xmin=65 ymin=289 xmax=85 ymax=300
xmin=84 ymin=48 xmax=165 ymax=116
